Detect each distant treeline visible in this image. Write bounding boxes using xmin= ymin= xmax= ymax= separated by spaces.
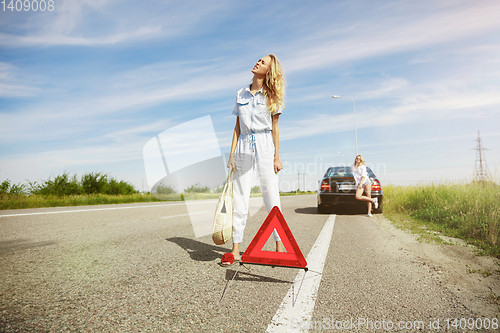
xmin=153 ymin=181 xmax=261 ymax=194
xmin=0 ymin=172 xmax=137 ymax=196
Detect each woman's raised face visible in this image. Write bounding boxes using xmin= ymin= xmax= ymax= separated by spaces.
xmin=251 ymin=56 xmax=271 ymax=76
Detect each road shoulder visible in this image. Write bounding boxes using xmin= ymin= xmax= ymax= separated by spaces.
xmin=375 ymin=215 xmax=500 ymax=318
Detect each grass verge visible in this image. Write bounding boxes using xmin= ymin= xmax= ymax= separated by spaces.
xmin=383 ymin=181 xmax=500 ymax=258
xmin=0 ymin=193 xmax=171 ymax=210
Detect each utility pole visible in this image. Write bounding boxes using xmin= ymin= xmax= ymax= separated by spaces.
xmin=473 ymin=131 xmax=490 ymax=181
xmin=297 ymin=173 xmax=299 ymax=193
xmin=297 ymin=172 xmax=306 ymax=192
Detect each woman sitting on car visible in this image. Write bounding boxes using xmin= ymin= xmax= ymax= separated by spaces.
xmin=351 ymin=155 xmax=378 ymax=217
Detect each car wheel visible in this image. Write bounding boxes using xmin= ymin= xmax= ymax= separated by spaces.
xmin=373 ymin=200 xmax=383 ymax=214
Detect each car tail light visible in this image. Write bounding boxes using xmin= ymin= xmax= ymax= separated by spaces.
xmin=320 ymin=180 xmax=331 ymax=192
xmin=371 ymin=179 xmax=381 ymax=191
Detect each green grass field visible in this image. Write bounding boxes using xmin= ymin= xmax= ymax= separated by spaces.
xmin=383 ymin=181 xmax=500 ymax=258
xmin=0 ymin=193 xmax=169 ymax=210
xmin=0 ymin=172 xmax=165 ymax=210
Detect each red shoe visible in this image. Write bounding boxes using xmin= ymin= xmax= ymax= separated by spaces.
xmin=221 ymin=253 xmax=235 ymax=266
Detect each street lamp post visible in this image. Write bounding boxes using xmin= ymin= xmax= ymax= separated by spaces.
xmin=332 ymin=95 xmax=358 ymax=156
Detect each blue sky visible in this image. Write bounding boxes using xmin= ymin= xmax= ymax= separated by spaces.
xmin=1 ymin=0 xmax=499 ymax=192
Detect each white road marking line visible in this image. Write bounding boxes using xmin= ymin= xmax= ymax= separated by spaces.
xmin=266 ymin=214 xmax=336 ymax=332
xmin=0 ymin=201 xmax=217 ymax=218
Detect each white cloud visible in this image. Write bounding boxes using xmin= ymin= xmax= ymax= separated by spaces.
xmin=1 ymin=136 xmax=144 ymax=175
xmin=282 ymin=1 xmax=500 ymax=73
xmin=0 ymin=62 xmax=40 ymax=97
xmin=279 ymin=84 xmax=500 ymax=143
xmin=0 ymin=25 xmax=163 ymax=46
xmin=350 ymin=77 xmax=410 ymax=101
xmin=103 ymin=120 xmax=173 ymax=143
xmin=0 ymin=0 xmax=228 ymax=47
xmin=0 ymin=58 xmax=249 ymax=143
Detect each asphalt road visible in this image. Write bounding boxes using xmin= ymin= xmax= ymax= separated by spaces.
xmin=0 ymin=195 xmax=497 ymax=332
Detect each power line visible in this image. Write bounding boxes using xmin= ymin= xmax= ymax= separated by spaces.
xmin=297 ymin=172 xmax=306 ymax=192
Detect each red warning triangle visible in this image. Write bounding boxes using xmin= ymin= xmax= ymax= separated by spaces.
xmin=241 ymin=206 xmax=307 ymax=268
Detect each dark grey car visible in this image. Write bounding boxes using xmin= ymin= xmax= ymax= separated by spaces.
xmin=317 ymin=166 xmax=383 ymax=214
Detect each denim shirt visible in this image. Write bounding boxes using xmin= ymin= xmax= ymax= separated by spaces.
xmin=232 ymin=86 xmax=282 ymax=136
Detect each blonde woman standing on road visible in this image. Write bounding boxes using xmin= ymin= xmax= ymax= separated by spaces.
xmin=224 ymin=54 xmax=285 ymax=265
xmin=351 ymin=155 xmax=378 ymax=217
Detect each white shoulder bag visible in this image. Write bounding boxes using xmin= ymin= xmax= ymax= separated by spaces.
xmin=212 ymin=169 xmax=233 ymax=245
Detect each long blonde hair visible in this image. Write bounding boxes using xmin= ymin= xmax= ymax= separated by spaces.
xmin=263 ymin=54 xmax=285 ymax=114
xmin=354 ymin=155 xmax=366 ymax=167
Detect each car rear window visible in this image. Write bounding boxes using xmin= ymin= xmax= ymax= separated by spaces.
xmin=326 ymin=168 xmax=353 ymax=177
xmin=367 ymin=168 xmax=375 ymax=177
xmin=325 ymin=166 xmax=376 ymax=178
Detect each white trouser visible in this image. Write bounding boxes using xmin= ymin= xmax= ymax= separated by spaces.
xmin=232 ymin=131 xmax=281 ymax=243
